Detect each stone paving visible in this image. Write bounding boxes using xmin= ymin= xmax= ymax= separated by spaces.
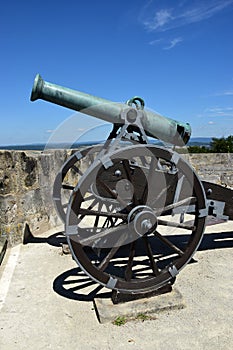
xmin=0 ymin=222 xmax=232 ymax=350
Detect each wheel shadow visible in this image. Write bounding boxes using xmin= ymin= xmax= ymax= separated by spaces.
xmin=52 ymin=229 xmax=233 ymax=302
xmin=24 ymin=223 xmax=233 ymax=302
xmin=53 ymin=267 xmax=111 ymax=301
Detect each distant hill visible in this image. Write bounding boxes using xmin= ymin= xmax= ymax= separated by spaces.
xmin=0 ymin=140 xmax=103 ymax=151
xmin=187 ymin=137 xmax=212 ymax=146
xmin=0 ymin=137 xmax=212 ymax=150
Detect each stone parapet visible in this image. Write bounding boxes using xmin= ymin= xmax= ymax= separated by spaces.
xmin=0 ymin=150 xmax=70 ymax=245
xmin=0 ymin=150 xmax=232 ymax=245
xmin=188 ymin=153 xmax=233 ymax=188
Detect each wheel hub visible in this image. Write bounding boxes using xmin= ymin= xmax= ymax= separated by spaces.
xmin=128 ymin=205 xmax=157 ymax=236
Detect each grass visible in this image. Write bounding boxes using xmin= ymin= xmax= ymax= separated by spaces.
xmin=113 ymin=316 xmax=127 ymax=326
xmin=136 ymin=313 xmax=153 ymax=321
xmin=112 ymin=313 xmax=156 ymax=326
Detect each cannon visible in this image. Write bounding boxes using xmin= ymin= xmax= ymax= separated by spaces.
xmin=30 ymin=74 xmax=233 ymax=296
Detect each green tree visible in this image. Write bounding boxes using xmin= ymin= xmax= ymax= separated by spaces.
xmin=187 ymin=145 xmax=209 ymax=153
xmin=210 ymin=136 xmax=233 ymax=153
xmin=187 ymin=135 xmax=233 ymax=153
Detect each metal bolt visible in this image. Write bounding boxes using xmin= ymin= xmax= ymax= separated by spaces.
xmin=114 ymin=169 xmax=121 ymax=177
xmin=141 ymin=219 xmax=152 ymax=231
xmin=207 ymin=188 xmax=212 ymax=195
xmin=125 ymin=184 xmax=131 ymax=191
xmin=126 ymin=109 xmax=137 ymax=123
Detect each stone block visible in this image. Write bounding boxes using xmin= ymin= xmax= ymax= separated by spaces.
xmin=94 ymin=288 xmax=186 ymax=324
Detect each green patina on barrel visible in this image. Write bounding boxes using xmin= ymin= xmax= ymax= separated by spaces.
xmin=30 ymin=74 xmax=191 ymax=146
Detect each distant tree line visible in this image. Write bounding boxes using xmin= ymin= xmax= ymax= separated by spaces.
xmin=187 ymin=135 xmax=233 ymax=153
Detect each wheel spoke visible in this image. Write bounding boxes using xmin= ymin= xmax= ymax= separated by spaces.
xmin=72 ymin=164 xmax=83 ymax=176
xmin=83 ymin=194 xmax=96 ymax=202
xmin=122 ymin=159 xmax=133 ymax=182
xmin=143 ymin=235 xmax=160 ymax=276
xmin=98 ymin=246 xmax=120 ymax=271
xmin=124 ymin=241 xmax=136 ymax=281
xmin=78 ymin=198 xmax=98 ymax=222
xmin=141 ymin=156 xmax=155 ymax=204
xmin=106 ymin=203 xmax=117 ymax=226
xmin=150 ymin=186 xmax=168 ymax=207
xmin=156 ymin=196 xmax=197 ymax=214
xmin=79 ymin=224 xmax=127 ymax=246
xmin=94 ymin=202 xmax=103 ymax=228
xmin=102 ymin=217 xmax=109 ymax=228
xmin=122 ymin=159 xmax=138 ymax=205
xmin=150 ymin=163 xmax=177 ymax=205
xmin=150 ymin=178 xmax=177 ymax=208
xmin=158 ymin=218 xmax=196 ymax=230
xmin=153 ymin=230 xmax=184 ymax=256
xmin=78 ymin=208 xmax=126 ymax=219
xmin=96 ymin=178 xmax=129 ymax=209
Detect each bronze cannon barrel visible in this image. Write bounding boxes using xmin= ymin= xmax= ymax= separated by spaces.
xmin=30 ymin=74 xmax=191 ymax=145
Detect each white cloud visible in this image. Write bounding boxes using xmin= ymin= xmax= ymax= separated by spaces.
xmin=149 ymin=38 xmax=163 ymax=45
xmin=215 ymin=90 xmax=233 ymax=96
xmin=204 ymin=107 xmax=233 ymax=117
xmin=146 ymin=9 xmax=173 ymax=31
xmin=164 ymin=37 xmax=183 ymax=50
xmin=141 ymin=0 xmax=233 ymax=32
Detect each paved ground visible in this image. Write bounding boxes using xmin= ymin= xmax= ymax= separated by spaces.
xmin=0 ymin=222 xmax=232 ymax=350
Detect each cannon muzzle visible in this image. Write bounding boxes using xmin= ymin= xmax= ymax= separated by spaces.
xmin=30 ymin=74 xmax=191 ymax=145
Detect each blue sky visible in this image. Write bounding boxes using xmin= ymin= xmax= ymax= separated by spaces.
xmin=0 ymin=0 xmax=233 ymax=145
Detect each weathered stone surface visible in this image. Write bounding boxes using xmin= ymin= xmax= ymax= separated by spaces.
xmin=188 ymin=153 xmax=233 ymax=188
xmin=0 ymin=150 xmax=71 ymax=245
xmin=0 ymin=150 xmax=232 ymax=246
xmin=94 ymin=288 xmax=185 ymax=324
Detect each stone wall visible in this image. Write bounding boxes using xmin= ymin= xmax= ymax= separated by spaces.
xmin=0 ymin=150 xmax=70 ymax=245
xmin=189 ymin=153 xmax=233 ymax=187
xmin=0 ymin=150 xmax=233 ymax=246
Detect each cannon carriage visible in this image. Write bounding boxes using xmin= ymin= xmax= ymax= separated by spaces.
xmin=30 ymin=74 xmax=233 ymax=296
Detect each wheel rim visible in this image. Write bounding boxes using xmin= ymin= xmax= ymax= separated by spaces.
xmin=53 ymin=145 xmax=102 ymax=222
xmin=66 ymin=145 xmax=207 ymax=294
